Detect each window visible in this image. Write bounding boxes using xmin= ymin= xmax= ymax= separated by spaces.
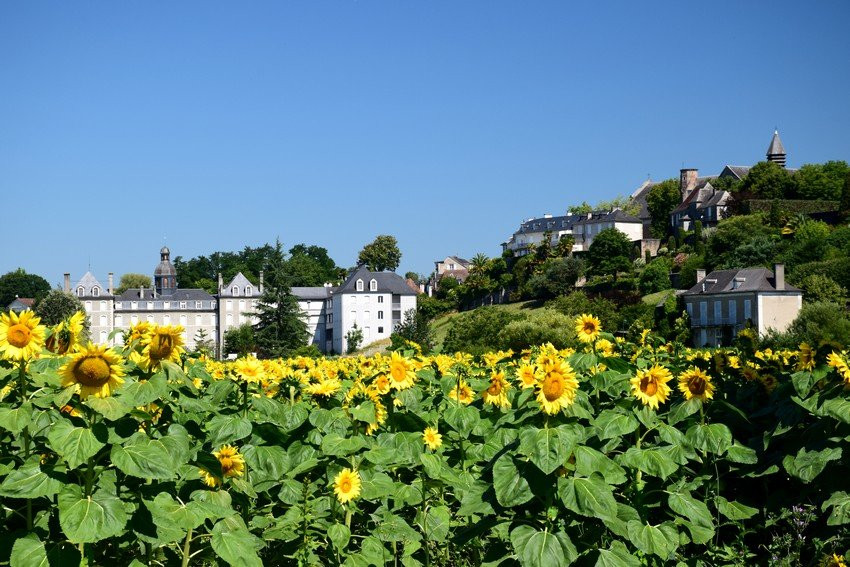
xmin=369 ymin=279 xmax=377 ymax=291
xmin=246 ymin=286 xmax=252 ymax=295
xmin=180 ymin=301 xmax=187 ymax=309
xmin=146 ymin=314 xmax=154 ymax=323
xmin=115 ymin=315 xmax=123 ymax=326
xmin=378 ymin=296 xmax=384 ymax=303
xmin=92 ymin=287 xmax=99 ymax=296
xmin=378 ymin=311 xmax=384 ymax=320
xmin=728 ymin=300 xmax=737 ymax=323
xmin=195 ymin=301 xmax=202 ymax=309
xmin=714 ymin=301 xmax=722 ymax=323
xmin=130 ymin=315 xmax=138 ymax=325
xmin=100 ymin=301 xmax=106 ymax=310
xmin=378 ymin=326 xmax=384 ymax=334
xmin=699 ymin=302 xmax=707 ymax=325
xmin=232 ymin=286 xmax=239 ymax=296
xmin=100 ymin=314 xmax=107 ymax=326
xmin=164 ymin=302 xmax=170 ymax=309
xmin=326 ymin=313 xmax=333 ymax=324
xmin=131 ymin=301 xmax=138 ymax=310
xmin=180 ymin=314 xmax=187 ymax=326
xmin=195 ymin=314 xmax=202 ymax=326
xmin=226 ymin=313 xmax=233 ymax=325
xmin=211 ymin=301 xmax=216 ymax=309
xmin=239 ymin=299 xmax=246 ymax=311
xmin=306 ymin=301 xmax=311 ymax=310
xmin=744 ymin=299 xmax=752 ymax=321
xmin=356 ymin=279 xmax=364 ymax=292
xmin=163 ymin=314 xmax=170 ymax=325
xmin=449 ymin=263 xmax=455 ymax=270
xmin=686 ymin=303 xmax=693 ymax=317
xmin=77 ymin=287 xmax=84 ymax=297
xmin=147 ymin=302 xmax=153 ymax=310
xmin=226 ymin=300 xmax=233 ymax=310
xmin=86 ymin=301 xmax=92 ymax=311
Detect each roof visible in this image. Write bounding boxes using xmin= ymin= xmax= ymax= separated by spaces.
xmin=767 ymin=130 xmax=786 ymax=156
xmin=721 ymin=165 xmax=752 ymax=180
xmin=515 ymin=214 xmax=583 ymax=234
xmin=292 ymin=286 xmax=334 ymax=300
xmin=337 ymin=265 xmax=418 ymax=295
xmin=73 ymin=272 xmax=110 ymax=297
xmin=629 ymin=180 xmax=658 ymax=221
xmin=7 ymin=297 xmax=34 ymax=311
xmin=573 ymin=209 xmax=642 ymax=225
xmin=446 ymin=256 xmax=470 ymax=266
xmin=672 ymin=183 xmax=730 ymax=214
xmin=116 ymin=288 xmax=215 ymax=301
xmin=221 ymin=272 xmax=261 ymax=297
xmin=683 ymin=267 xmax=801 ymax=295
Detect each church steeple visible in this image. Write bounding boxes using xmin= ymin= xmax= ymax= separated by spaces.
xmin=766 ymin=129 xmax=787 ymax=167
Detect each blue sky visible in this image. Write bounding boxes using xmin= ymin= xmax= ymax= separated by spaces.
xmin=2 ymin=1 xmax=849 ymax=286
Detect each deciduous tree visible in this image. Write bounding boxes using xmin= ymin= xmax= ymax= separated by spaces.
xmin=0 ymin=269 xmax=51 ymax=308
xmin=357 ymin=235 xmax=402 ymax=272
xmin=115 ymin=273 xmax=151 ymax=294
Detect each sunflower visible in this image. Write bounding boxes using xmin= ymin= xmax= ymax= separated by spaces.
xmin=482 ymin=371 xmax=511 ymax=409
xmin=46 ymin=311 xmax=85 ymax=355
xmin=60 ymin=343 xmax=125 ymax=399
xmin=595 ymin=338 xmax=615 ymax=357
xmin=449 ymin=380 xmax=474 ymax=405
xmin=827 ymin=352 xmax=850 ymax=384
xmin=0 ymin=310 xmax=46 ymax=361
xmin=333 ymin=468 xmax=362 ymax=505
xmin=760 ymin=374 xmax=778 ymax=393
xmin=139 ymin=325 xmax=185 ymax=371
xmin=574 ymin=314 xmax=601 ymax=344
xmin=199 ymin=444 xmax=245 ymax=487
xmin=823 ymin=553 xmax=848 ymax=567
xmin=388 ymin=351 xmax=416 ymax=390
xmin=125 ymin=320 xmax=152 ymax=346
xmin=422 ymin=426 xmax=442 ymax=451
xmin=535 ymin=359 xmax=579 ymax=415
xmin=305 ymin=377 xmax=342 ymax=397
xmin=234 ymin=354 xmax=265 ymax=383
xmin=677 ymin=367 xmax=714 ymax=402
xmin=373 ymin=373 xmax=391 ymax=395
xmin=796 ymin=342 xmax=816 ymax=372
xmin=630 ymin=364 xmax=673 ymax=410
xmin=517 ymin=363 xmax=538 ymax=389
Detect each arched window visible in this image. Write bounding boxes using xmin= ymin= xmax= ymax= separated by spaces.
xmin=356 ymin=279 xmax=364 ymax=292
xmin=92 ymin=287 xmax=100 ymax=296
xmin=232 ymin=286 xmax=239 ymax=296
xmin=77 ymin=287 xmax=84 ymax=297
xmin=245 ymin=285 xmax=252 ymax=296
xmin=369 ymin=279 xmax=377 ymax=291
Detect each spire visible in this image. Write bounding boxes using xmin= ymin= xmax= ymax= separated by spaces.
xmin=766 ymin=129 xmax=786 ymax=167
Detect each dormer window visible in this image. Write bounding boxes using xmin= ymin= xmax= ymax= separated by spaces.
xmin=232 ymin=286 xmax=239 ymax=296
xmin=356 ymin=279 xmax=364 ymax=292
xmin=92 ymin=287 xmax=99 ymax=296
xmin=369 ymin=279 xmax=377 ymax=291
xmin=246 ymin=285 xmax=252 ymax=296
xmin=77 ymin=287 xmax=84 ymax=297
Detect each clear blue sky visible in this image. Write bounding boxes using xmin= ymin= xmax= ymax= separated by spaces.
xmin=2 ymin=1 xmax=849 ymax=287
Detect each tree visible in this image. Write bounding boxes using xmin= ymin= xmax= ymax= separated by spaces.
xmin=798 ymin=274 xmax=846 ymax=305
xmin=357 ymin=235 xmax=401 ymax=272
xmin=115 ymin=273 xmax=152 ymax=294
xmin=174 ymin=244 xmax=277 ymax=290
xmin=586 ymin=228 xmax=633 ymax=279
xmin=646 ymin=179 xmax=680 ymax=238
xmin=528 ymin=257 xmax=585 ymax=299
xmin=0 ymin=269 xmax=51 ymax=309
xmin=739 ymin=161 xmax=796 ymax=199
xmin=345 ymin=324 xmax=364 ymax=354
xmin=795 ymin=161 xmax=849 ymax=201
xmin=639 ymin=258 xmax=672 ymax=295
xmin=705 ymin=214 xmax=775 ymax=270
xmin=786 ymin=302 xmax=850 ymax=349
xmin=840 ymin=171 xmax=850 ymax=221
xmin=252 ymin=241 xmax=309 ymax=358
xmin=192 ymin=328 xmax=215 ymax=358
xmin=223 ymin=323 xmax=257 ymax=357
xmin=35 ymin=290 xmax=88 ymax=328
xmin=287 ymin=244 xmax=341 ymax=287
xmin=392 ymin=309 xmax=433 ymax=352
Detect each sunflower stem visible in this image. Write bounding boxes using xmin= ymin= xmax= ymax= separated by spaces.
xmin=18 ymin=360 xmax=33 ymax=530
xmin=242 ymin=380 xmax=249 ymax=417
xmin=421 ymin=471 xmax=429 ymax=567
xmin=181 ymin=527 xmax=193 ymax=567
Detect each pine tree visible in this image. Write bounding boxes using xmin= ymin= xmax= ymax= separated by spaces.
xmin=253 ymin=240 xmax=308 ymax=358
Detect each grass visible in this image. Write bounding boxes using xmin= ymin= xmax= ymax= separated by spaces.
xmin=642 ymin=289 xmax=675 ymax=306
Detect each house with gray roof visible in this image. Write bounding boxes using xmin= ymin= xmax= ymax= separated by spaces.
xmin=682 ymin=263 xmax=801 ymax=346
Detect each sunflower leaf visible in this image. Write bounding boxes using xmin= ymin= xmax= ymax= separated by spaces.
xmin=328 ymin=523 xmax=351 ymax=550
xmin=594 ymin=540 xmax=641 ymax=567
xmin=120 ymin=374 xmax=168 ymax=406
xmin=206 ymin=414 xmax=253 ymax=446
xmin=46 ymin=421 xmax=105 ymax=470
xmin=715 ymin=496 xmax=759 ymax=521
xmin=110 ymin=434 xmax=179 ymax=479
xmin=321 ymin=433 xmax=368 ymax=456
xmin=210 ymin=516 xmax=263 ymax=567
xmin=518 ymin=425 xmax=580 ymax=475
xmin=58 ymin=485 xmax=128 ymax=543
xmin=626 ymin=520 xmax=678 ymax=560
xmin=510 ymin=525 xmax=577 ymax=567
xmin=618 ymin=447 xmax=679 ymax=480
xmin=593 ymin=410 xmax=638 ymax=440
xmin=85 ymin=397 xmax=130 ymax=421
xmin=783 ymin=446 xmax=842 ymax=483
xmin=10 ymin=533 xmax=48 ymax=567
xmin=573 ymin=446 xmax=628 ymax=485
xmin=492 ymin=453 xmax=533 ymax=508
xmin=558 ymin=474 xmax=618 ymax=521
xmin=0 ymin=463 xmax=64 ymax=498
xmin=443 ymin=405 xmax=479 ymax=439
xmin=0 ymin=402 xmax=33 ymax=434
xmin=822 ymin=491 xmax=850 ymax=525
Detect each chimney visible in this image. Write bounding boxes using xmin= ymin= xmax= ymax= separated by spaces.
xmin=696 ymin=269 xmax=706 ymax=282
xmin=217 ymin=273 xmax=223 ymax=293
xmin=259 ymin=270 xmax=264 ymax=294
xmin=774 ymin=263 xmax=785 ymax=290
xmin=63 ymin=273 xmax=71 ymax=293
xmin=680 ymin=168 xmax=699 ymax=200
xmin=108 ymin=272 xmax=114 ymax=295
xmin=140 ymin=285 xmax=145 ymax=299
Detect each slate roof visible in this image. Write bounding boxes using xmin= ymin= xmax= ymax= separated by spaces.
xmin=721 ymin=165 xmax=752 ymax=180
xmin=573 ymin=209 xmax=642 ymax=225
xmin=672 ymin=182 xmax=730 ymax=214
xmin=629 ymin=180 xmax=658 ymax=221
xmin=221 ymin=272 xmax=261 ymax=297
xmin=767 ymin=130 xmax=786 ymax=156
xmin=73 ymin=272 xmax=110 ymax=297
xmin=445 ymin=256 xmax=470 ymax=266
xmin=116 ymin=288 xmax=215 ymax=301
xmin=515 ymin=214 xmax=583 ymax=234
xmin=683 ymin=267 xmax=801 ymax=296
xmin=337 ymin=266 xmax=418 ymax=295
xmin=292 ymin=287 xmax=335 ymax=300
xmin=7 ymin=298 xmax=34 ymax=311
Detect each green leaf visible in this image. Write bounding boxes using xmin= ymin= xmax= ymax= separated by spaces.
xmin=685 ymin=423 xmax=732 ymax=455
xmin=357 ymin=536 xmax=391 ymax=565
xmin=667 ymin=398 xmax=702 ymax=426
xmin=668 ymin=491 xmax=714 ymax=543
xmin=593 ymin=410 xmax=638 ymax=440
xmin=46 ymin=421 xmax=105 ymax=470
xmin=511 ymin=525 xmax=577 ymax=567
xmin=121 ymin=374 xmax=167 ymax=405
xmin=619 ymin=447 xmax=679 ymax=480
xmin=359 ymin=470 xmax=396 ymax=501
xmin=791 ymin=371 xmax=815 ymax=397
xmin=350 ymin=400 xmax=376 ymax=424
xmin=328 ymin=523 xmax=351 ymax=550
xmin=145 ymin=492 xmax=208 ymax=532
xmin=573 ymin=446 xmax=627 ymax=485
xmin=726 ymin=443 xmax=758 ymax=464
xmin=822 ymin=398 xmax=850 ymax=424
xmin=58 ymin=485 xmax=128 ymax=543
xmin=0 ymin=464 xmax=63 ymax=498
xmin=715 ymin=496 xmax=759 ymax=521
xmin=443 ymin=404 xmax=478 ymax=438
xmin=375 ymin=512 xmax=421 ymax=543
xmin=206 ymin=414 xmax=253 ymax=446
xmin=0 ymin=402 xmax=33 ymax=434
xmin=190 ymin=489 xmax=235 ymax=520
xmin=822 ymin=491 xmax=850 ymax=525
xmin=210 ymin=516 xmax=263 ymax=567
xmin=626 ymin=521 xmax=678 ymax=560
xmin=85 ymin=397 xmax=131 ymax=421
xmin=423 ymin=505 xmax=451 ymax=542
xmin=594 ymin=540 xmax=641 ymax=567
xmin=492 ymin=453 xmax=533 ymax=508
xmin=783 ymin=446 xmax=842 ymax=483
xmin=557 ymin=474 xmax=618 ymax=520
xmin=321 ymin=433 xmax=369 ymax=456
xmin=10 ymin=534 xmax=47 ymax=567
xmin=110 ymin=434 xmax=179 ymax=479
xmin=518 ymin=425 xmax=579 ymax=475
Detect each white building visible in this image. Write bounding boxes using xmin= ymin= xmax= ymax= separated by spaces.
xmin=571 ymin=210 xmax=644 ymax=252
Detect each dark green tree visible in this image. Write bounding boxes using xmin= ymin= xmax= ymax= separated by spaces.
xmin=34 ymin=289 xmax=87 ymax=327
xmin=639 ymin=258 xmax=673 ymax=295
xmin=223 ymin=323 xmax=257 ymax=357
xmin=795 ymin=161 xmax=849 ymax=201
xmin=646 ymin=179 xmax=680 ymax=238
xmin=0 ymin=269 xmax=51 ymax=309
xmin=345 ymin=324 xmax=364 ymax=354
xmin=391 ymin=309 xmax=433 ymax=352
xmin=705 ymin=214 xmax=775 ymax=270
xmin=287 ymin=244 xmax=340 ymax=287
xmin=192 ymin=328 xmax=215 ymax=358
xmin=528 ymin=257 xmax=585 ymax=299
xmin=840 ymin=171 xmax=850 ymax=220
xmin=252 ymin=241 xmax=309 ymax=359
xmin=357 ymin=235 xmax=402 ymax=272
xmin=739 ymin=161 xmax=796 ymax=199
xmin=115 ymin=273 xmax=152 ymax=294
xmin=586 ymin=229 xmax=634 ymax=279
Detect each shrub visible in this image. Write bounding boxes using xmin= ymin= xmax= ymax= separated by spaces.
xmin=786 ymin=301 xmax=850 ymax=349
xmin=798 ymin=274 xmax=847 ymax=304
xmin=392 ymin=308 xmax=433 ymax=351
xmin=495 ymin=309 xmax=575 ymax=351
xmin=639 ymin=258 xmax=672 ymax=295
xmin=547 ymin=291 xmax=620 ymax=333
xmin=442 ymin=306 xmax=522 ymax=355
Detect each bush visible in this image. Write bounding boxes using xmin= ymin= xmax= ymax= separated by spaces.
xmin=678 ymin=254 xmax=705 ymax=290
xmin=495 ymin=309 xmax=575 ymax=351
xmin=443 ymin=307 xmax=522 ymax=355
xmin=392 ymin=309 xmax=433 ymax=352
xmin=790 ymin=257 xmax=850 ymax=291
xmin=639 ymin=258 xmax=672 ymax=295
xmin=527 ymin=257 xmax=584 ymax=299
xmin=786 ymin=301 xmax=850 ymax=349
xmin=546 ymin=291 xmax=620 ymax=333
xmin=345 ymin=324 xmax=364 ymax=354
xmin=416 ymin=295 xmax=454 ymax=321
xmin=798 ymin=274 xmax=847 ymax=304
xmin=34 ymin=289 xmax=88 ymax=328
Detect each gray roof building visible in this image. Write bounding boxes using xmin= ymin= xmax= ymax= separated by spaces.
xmin=338 ymin=265 xmax=418 ymax=295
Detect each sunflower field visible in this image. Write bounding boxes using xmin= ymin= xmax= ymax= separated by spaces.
xmin=2 ymin=310 xmax=850 ymax=566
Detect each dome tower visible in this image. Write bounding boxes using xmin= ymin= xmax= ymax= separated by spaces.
xmin=154 ymin=246 xmax=177 ymax=296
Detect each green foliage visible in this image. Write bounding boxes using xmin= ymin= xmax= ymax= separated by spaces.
xmin=345 ymin=324 xmax=364 ymax=354
xmin=786 ymin=301 xmax=850 ymax=348
xmin=547 ymin=291 xmax=620 ymax=332
xmin=527 ymin=257 xmax=584 ymax=299
xmin=33 ymin=290 xmax=88 ymax=327
xmin=286 ymin=244 xmax=343 ymax=286
xmin=252 ymin=242 xmax=309 ymax=358
xmin=224 ymin=323 xmax=257 ymax=357
xmin=495 ymin=309 xmax=575 ymax=351
xmin=416 ymin=295 xmax=453 ymax=321
xmin=174 ymin=244 xmax=277 ymax=291
xmin=798 ymin=274 xmax=846 ymax=305
xmin=586 ymin=228 xmax=634 ymax=279
xmin=392 ymin=308 xmax=432 ymax=351
xmin=790 ymin=257 xmax=850 ymax=291
xmin=0 ymin=269 xmax=51 ymax=309
xmin=442 ymin=306 xmax=522 ymax=355
xmin=739 ymin=161 xmax=797 ymax=199
xmin=114 ymin=273 xmax=151 ymax=294
xmin=357 ymin=235 xmax=402 ymax=272
xmin=646 ymin=179 xmax=680 ymax=238
xmin=678 ymin=253 xmax=705 ymax=290
xmin=795 ymin=161 xmax=849 ymax=200
xmin=638 ymin=257 xmax=672 ymax=295
xmin=705 ymin=214 xmax=776 ymax=270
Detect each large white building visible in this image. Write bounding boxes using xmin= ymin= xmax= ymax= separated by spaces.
xmin=68 ymin=247 xmax=418 ymax=356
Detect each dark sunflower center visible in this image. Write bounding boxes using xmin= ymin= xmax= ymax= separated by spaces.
xmin=640 ymin=377 xmax=658 ymax=396
xmin=7 ymin=324 xmax=31 ymax=348
xmin=543 ymin=375 xmax=564 ymax=401
xmin=487 ymin=381 xmax=502 ymax=396
xmin=583 ymin=322 xmax=596 ymax=333
xmin=150 ymin=335 xmax=173 ymax=360
xmin=74 ymin=357 xmax=111 ymax=387
xmin=687 ymin=376 xmax=706 ymax=395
